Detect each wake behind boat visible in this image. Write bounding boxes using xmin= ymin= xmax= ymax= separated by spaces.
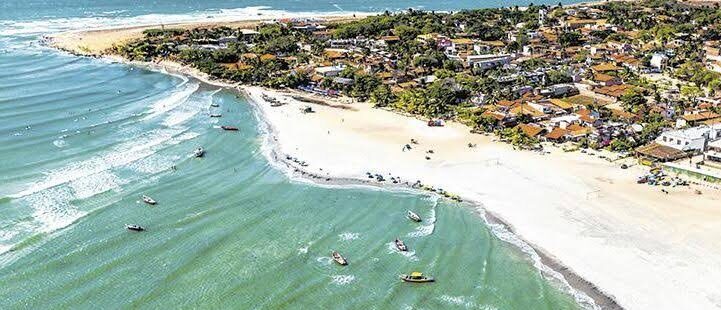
xmin=400 ymin=272 xmax=434 ymax=283
xmin=331 ymin=251 xmax=347 ymax=266
xmin=142 ymin=195 xmax=156 ymax=205
xmin=125 ymin=224 xmax=145 ymax=232
xmin=407 ymin=210 xmax=421 ymax=222
xmin=193 ymin=147 xmax=205 ymax=158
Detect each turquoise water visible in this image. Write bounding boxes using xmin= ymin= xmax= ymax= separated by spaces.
xmin=0 ymin=1 xmax=587 ymax=309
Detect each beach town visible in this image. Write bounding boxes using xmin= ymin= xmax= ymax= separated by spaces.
xmin=47 ymin=1 xmax=721 ymax=309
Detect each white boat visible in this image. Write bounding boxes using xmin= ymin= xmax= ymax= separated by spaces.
xmin=193 ymin=147 xmax=205 ymax=158
xmin=142 ymin=195 xmax=156 ymax=205
xmin=331 ymin=251 xmax=348 ymax=266
xmin=395 ymin=239 xmax=408 ymax=251
xmin=407 ymin=210 xmax=422 ymax=222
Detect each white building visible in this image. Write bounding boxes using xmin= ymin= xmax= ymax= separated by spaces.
xmin=314 ymin=65 xmax=346 ymax=77
xmin=655 ymin=125 xmax=721 ymax=152
xmin=466 ymin=54 xmax=512 ymax=70
xmin=706 ymin=139 xmax=721 ymax=163
xmin=650 ymin=53 xmax=669 ymax=70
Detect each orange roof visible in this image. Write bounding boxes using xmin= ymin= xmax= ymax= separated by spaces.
xmin=451 ymin=38 xmax=474 ymax=45
xmin=496 ymin=100 xmax=520 ymax=107
xmin=482 ymin=111 xmax=507 ymax=121
xmin=636 ymin=142 xmax=687 ymax=161
xmin=545 ymin=127 xmax=569 ymax=140
xmin=566 ymin=123 xmax=592 ymax=135
xmin=592 ymin=63 xmax=622 ymax=72
xmin=517 ymin=124 xmax=545 ymax=137
xmin=241 ymin=53 xmax=258 ymax=59
xmin=324 ymin=49 xmax=347 ymax=59
xmin=682 ymin=111 xmax=720 ymax=122
xmin=548 ymin=99 xmax=576 ymax=110
xmin=594 ymin=73 xmax=618 ymax=82
xmin=510 ymin=104 xmax=545 ymax=117
xmin=594 ymin=84 xmax=635 ymax=98
xmin=260 ymin=54 xmax=276 ymax=61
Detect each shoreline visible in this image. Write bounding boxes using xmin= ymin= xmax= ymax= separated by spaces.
xmin=42 ymin=8 xmax=721 ymax=310
xmin=242 ymin=84 xmax=618 ymax=310
xmin=66 ymin=46 xmax=618 ymax=308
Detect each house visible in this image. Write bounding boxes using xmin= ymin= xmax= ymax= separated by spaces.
xmin=705 ymin=139 xmax=721 ymax=163
xmin=650 ymin=53 xmax=669 ymax=70
xmin=466 ymin=54 xmax=512 ymax=70
xmin=540 ymin=84 xmax=579 ymax=98
xmin=594 ymin=73 xmax=622 ymax=86
xmin=449 ymin=38 xmax=474 ymax=53
xmin=681 ymin=111 xmax=721 ymax=126
xmin=655 ymin=126 xmax=715 ymax=153
xmin=635 ymin=142 xmax=688 ymax=162
xmin=591 ymin=62 xmax=623 ymax=73
xmin=314 ymin=65 xmax=346 ymax=77
xmin=545 ymin=127 xmax=569 ymax=142
xmin=517 ymin=124 xmax=545 ymax=138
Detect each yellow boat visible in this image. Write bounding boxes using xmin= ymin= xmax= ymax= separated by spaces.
xmin=400 ymin=272 xmax=434 ymax=283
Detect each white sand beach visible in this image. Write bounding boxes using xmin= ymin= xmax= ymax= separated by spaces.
xmin=45 ymin=15 xmax=721 ymax=309
xmin=245 ymin=86 xmax=721 ymax=310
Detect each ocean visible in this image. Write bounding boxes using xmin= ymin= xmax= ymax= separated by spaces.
xmin=0 ymin=1 xmax=590 ymax=309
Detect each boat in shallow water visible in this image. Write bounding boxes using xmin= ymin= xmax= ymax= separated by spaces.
xmin=142 ymin=195 xmax=156 ymax=205
xmin=193 ymin=147 xmax=205 ymax=158
xmin=209 ymin=113 xmax=222 ymax=118
xmin=407 ymin=210 xmax=421 ymax=222
xmin=400 ymin=272 xmax=434 ymax=283
xmin=221 ymin=125 xmax=239 ymax=131
xmin=125 ymin=224 xmax=145 ymax=232
xmin=331 ymin=251 xmax=347 ymax=266
xmin=395 ymin=238 xmax=407 ymax=251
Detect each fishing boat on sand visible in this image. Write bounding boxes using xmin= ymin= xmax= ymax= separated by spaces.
xmin=395 ymin=239 xmax=407 ymax=251
xmin=142 ymin=195 xmax=156 ymax=205
xmin=193 ymin=147 xmax=205 ymax=158
xmin=331 ymin=251 xmax=347 ymax=266
xmin=407 ymin=210 xmax=421 ymax=222
xmin=125 ymin=224 xmax=145 ymax=232
xmin=400 ymin=272 xmax=434 ymax=283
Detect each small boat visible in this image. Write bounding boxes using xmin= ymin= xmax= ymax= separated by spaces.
xmin=193 ymin=147 xmax=205 ymax=158
xmin=220 ymin=126 xmax=239 ymax=131
xmin=125 ymin=224 xmax=145 ymax=232
xmin=400 ymin=272 xmax=434 ymax=283
xmin=395 ymin=238 xmax=407 ymax=251
xmin=331 ymin=251 xmax=347 ymax=266
xmin=210 ymin=103 xmax=220 ymax=108
xmin=142 ymin=195 xmax=156 ymax=205
xmin=407 ymin=210 xmax=422 ymax=222
xmin=209 ymin=114 xmax=222 ymax=118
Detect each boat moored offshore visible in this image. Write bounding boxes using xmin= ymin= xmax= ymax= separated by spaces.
xmin=331 ymin=251 xmax=348 ymax=266
xmin=400 ymin=272 xmax=434 ymax=283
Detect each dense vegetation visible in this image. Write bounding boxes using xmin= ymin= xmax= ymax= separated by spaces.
xmin=113 ymin=0 xmax=721 ymax=151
